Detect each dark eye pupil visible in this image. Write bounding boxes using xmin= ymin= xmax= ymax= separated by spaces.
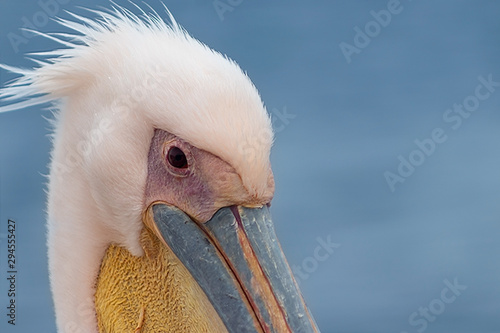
xmin=167 ymin=147 xmax=188 ymax=169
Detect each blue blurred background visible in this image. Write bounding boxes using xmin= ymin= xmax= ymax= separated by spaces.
xmin=1 ymin=0 xmax=499 ymax=332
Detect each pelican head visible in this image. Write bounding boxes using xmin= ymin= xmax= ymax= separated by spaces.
xmin=0 ymin=4 xmax=319 ymax=333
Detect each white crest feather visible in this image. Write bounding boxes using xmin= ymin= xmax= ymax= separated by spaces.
xmin=0 ymin=3 xmax=273 ymax=194
xmin=0 ymin=4 xmax=274 ymax=332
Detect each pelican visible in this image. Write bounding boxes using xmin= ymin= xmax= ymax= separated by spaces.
xmin=0 ymin=4 xmax=319 ymax=333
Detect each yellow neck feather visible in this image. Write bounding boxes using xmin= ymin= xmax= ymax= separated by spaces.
xmin=95 ymin=228 xmax=228 ymax=333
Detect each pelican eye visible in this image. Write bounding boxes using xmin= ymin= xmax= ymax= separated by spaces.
xmin=167 ymin=146 xmax=188 ymax=169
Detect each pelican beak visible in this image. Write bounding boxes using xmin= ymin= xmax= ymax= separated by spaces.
xmin=144 ymin=203 xmax=320 ymax=333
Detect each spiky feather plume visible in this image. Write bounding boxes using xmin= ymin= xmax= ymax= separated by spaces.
xmin=0 ymin=4 xmax=274 ymax=332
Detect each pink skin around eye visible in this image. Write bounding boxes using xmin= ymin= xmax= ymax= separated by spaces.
xmin=143 ymin=129 xmax=274 ymax=223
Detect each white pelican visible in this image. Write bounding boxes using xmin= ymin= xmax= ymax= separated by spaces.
xmin=0 ymin=4 xmax=319 ymax=333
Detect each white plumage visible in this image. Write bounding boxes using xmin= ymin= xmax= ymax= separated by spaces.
xmin=0 ymin=5 xmax=274 ymax=332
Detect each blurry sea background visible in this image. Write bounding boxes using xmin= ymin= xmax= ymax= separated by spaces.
xmin=0 ymin=0 xmax=499 ymax=332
